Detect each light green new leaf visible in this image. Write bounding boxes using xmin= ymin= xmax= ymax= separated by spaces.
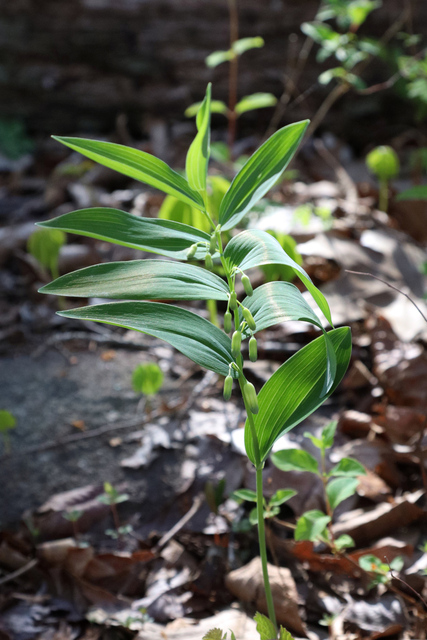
xmin=321 ymin=420 xmax=338 ymax=448
xmin=271 ymin=449 xmax=319 ymax=474
xmin=27 ymin=228 xmax=66 ymax=274
xmin=0 ymin=410 xmax=16 ymax=432
xmin=38 ymin=209 xmax=211 ymax=260
xmin=185 ymin=100 xmax=228 ymax=118
xmin=225 ymin=230 xmax=333 ymax=325
xmin=132 ymin=363 xmax=164 ymax=396
xmin=231 ymin=488 xmax=257 ymax=503
xmin=244 ymin=327 xmax=351 ymax=464
xmin=206 ymin=50 xmax=233 ymax=68
xmin=295 ymin=510 xmax=331 ymax=542
xmin=186 ymin=84 xmax=211 ymax=195
xmin=326 ymin=477 xmax=359 ymax=510
xmin=58 ymin=302 xmax=235 ymax=378
xmin=269 ymin=489 xmax=297 ymax=507
xmin=52 ymin=136 xmax=205 ymax=211
xmin=232 ymin=37 xmax=265 ymax=56
xmin=334 ymin=534 xmax=355 ymax=551
xmin=40 ymin=260 xmax=229 ymax=301
xmin=235 ymin=93 xmax=277 ymax=115
xmin=279 ymin=628 xmax=295 ymax=640
xmin=219 ymin=121 xmax=309 ymax=231
xmin=202 ymin=629 xmax=227 ymax=640
xmin=254 ymin=612 xmax=277 ymax=640
xmin=329 ymin=457 xmax=366 ymax=477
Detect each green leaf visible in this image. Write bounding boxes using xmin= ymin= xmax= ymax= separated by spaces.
xmin=366 ymin=146 xmax=399 ymax=181
xmin=132 ymin=363 xmax=164 ymax=396
xmin=232 ymin=37 xmax=265 ymax=56
xmin=269 ymin=489 xmax=297 ymax=507
xmin=38 ymin=209 xmax=211 ymax=260
xmin=326 ymin=477 xmax=359 ymax=510
xmin=396 ymin=185 xmax=427 ymax=201
xmin=27 ymin=228 xmax=66 ymax=274
xmin=230 ymin=488 xmax=257 ymax=503
xmin=218 ymin=121 xmax=309 ymax=231
xmin=254 ymin=612 xmax=277 ymax=640
xmin=186 ymin=84 xmax=211 ymax=195
xmin=359 ymin=554 xmax=384 ymax=573
xmin=279 ymin=628 xmax=295 ymax=640
xmin=321 ymin=420 xmax=338 ymax=448
xmin=39 ymin=260 xmax=229 ymax=301
xmin=329 ymin=457 xmax=366 ymax=477
xmin=52 ymin=136 xmax=205 ymax=211
xmin=58 ymin=302 xmax=235 ymax=378
xmin=334 ymin=534 xmax=355 ymax=550
xmin=295 ymin=510 xmax=331 ymax=542
xmin=235 ymin=93 xmax=277 ymax=116
xmin=202 ymin=629 xmax=227 ymax=640
xmin=271 ymin=449 xmax=319 ymax=474
xmin=0 ymin=410 xmax=16 ymax=432
xmin=244 ymin=327 xmax=351 ymax=464
xmin=390 ymin=556 xmax=404 ymax=572
xmin=158 ymin=194 xmax=212 ymax=234
xmin=224 ymin=230 xmax=333 ymax=326
xmin=185 ymin=100 xmax=228 ymax=118
xmin=206 ymin=50 xmax=233 ymax=68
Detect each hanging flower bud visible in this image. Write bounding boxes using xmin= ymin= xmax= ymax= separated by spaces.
xmin=249 ymin=336 xmax=258 ymax=362
xmin=186 ymin=243 xmax=198 ymax=259
xmin=242 ymin=307 xmax=256 ymax=331
xmin=241 ymin=274 xmax=253 ymax=297
xmin=224 ymin=311 xmax=232 ymax=333
xmin=209 ymin=234 xmax=216 ymax=254
xmin=229 ymin=291 xmax=237 ymax=311
xmin=231 ymin=330 xmax=241 ymax=359
xmin=243 ymin=380 xmax=259 ymax=414
xmin=223 ymin=374 xmax=233 ymax=401
xmin=205 ymin=253 xmax=213 ymax=270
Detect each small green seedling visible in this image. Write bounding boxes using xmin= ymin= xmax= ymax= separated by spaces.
xmin=27 ymin=227 xmax=66 ymax=281
xmin=358 ymin=554 xmax=404 ymax=588
xmin=132 ymin=362 xmax=164 ymax=397
xmin=0 ymin=410 xmax=16 ymax=454
xmin=231 ymin=487 xmax=296 ymax=526
xmin=38 ymin=84 xmax=352 ymax=635
xmin=205 ymin=478 xmax=226 ymax=516
xmin=62 ymin=509 xmax=83 ymax=539
xmin=366 ymin=145 xmax=400 ymax=212
xmin=98 ymin=482 xmax=130 ymax=538
xmin=272 ymin=421 xmax=366 ymax=552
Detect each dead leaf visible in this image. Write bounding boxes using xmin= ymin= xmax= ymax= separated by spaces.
xmin=225 ymin=557 xmax=306 ymax=636
xmin=71 ymin=420 xmax=85 ymax=431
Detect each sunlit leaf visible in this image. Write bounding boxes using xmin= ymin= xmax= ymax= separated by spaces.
xmin=232 ymin=37 xmax=265 ymax=56
xmin=254 ymin=612 xmax=277 ymax=640
xmin=329 ymin=457 xmax=366 ymax=477
xmin=271 ymin=449 xmax=319 ymax=474
xmin=231 ymin=488 xmax=257 ymax=502
xmin=235 ymin=93 xmax=277 ymax=115
xmin=52 ymin=136 xmax=205 ymax=211
xmin=295 ymin=510 xmax=331 ymax=541
xmin=131 ymin=363 xmax=164 ymax=396
xmin=206 ymin=50 xmax=233 ymax=68
xmin=326 ymin=477 xmax=359 ymax=509
xmin=269 ymin=489 xmax=297 ymax=507
xmin=186 ymin=84 xmax=211 ymax=195
xmin=185 ymin=100 xmax=228 ymax=118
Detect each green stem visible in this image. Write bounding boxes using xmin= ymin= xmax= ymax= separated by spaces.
xmin=379 ymin=178 xmax=389 ymax=212
xmin=256 ymin=464 xmax=277 ymax=631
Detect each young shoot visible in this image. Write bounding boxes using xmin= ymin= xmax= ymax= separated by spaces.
xmin=366 ymin=145 xmax=400 ymax=212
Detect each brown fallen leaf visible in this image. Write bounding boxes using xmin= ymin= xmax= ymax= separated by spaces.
xmin=332 ymin=490 xmax=425 ymax=546
xmin=225 ymin=556 xmax=306 ymax=636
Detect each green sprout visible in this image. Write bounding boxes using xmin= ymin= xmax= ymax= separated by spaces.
xmin=366 ymin=145 xmax=400 ymax=212
xmin=358 ymin=554 xmax=404 ymax=588
xmin=62 ymin=509 xmax=83 ymax=540
xmin=98 ymin=482 xmax=130 ymax=538
xmin=0 ymin=410 xmax=16 ymax=455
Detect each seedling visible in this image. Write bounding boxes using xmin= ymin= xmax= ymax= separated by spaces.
xmin=358 ymin=554 xmax=404 ymax=588
xmin=0 ymin=410 xmax=16 ymax=455
xmin=27 ymin=228 xmax=66 ymax=281
xmin=62 ymin=509 xmax=83 ymax=540
xmin=231 ymin=487 xmax=296 ymax=527
xmin=38 ymin=85 xmax=352 ymax=635
xmin=97 ymin=482 xmax=130 ymax=538
xmin=366 ymin=145 xmax=400 ymax=212
xmin=272 ymin=421 xmax=366 ymax=552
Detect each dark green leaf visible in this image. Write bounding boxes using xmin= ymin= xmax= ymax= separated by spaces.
xmin=40 ymin=260 xmax=229 ymax=301
xmin=271 ymin=449 xmax=319 ymax=474
xmin=58 ymin=302 xmax=235 ymax=377
xmin=326 ymin=477 xmax=359 ymax=510
xmin=329 ymin=457 xmax=366 ymax=477
xmin=38 ymin=209 xmax=211 ymax=260
xmin=244 ymin=328 xmax=351 ymax=464
xmin=224 ymin=230 xmax=333 ymax=325
xmin=295 ymin=510 xmax=331 ymax=542
xmin=269 ymin=489 xmax=297 ymax=507
xmin=396 ymin=185 xmax=427 ymax=201
xmin=254 ymin=612 xmax=277 ymax=640
xmin=219 ymin=121 xmax=309 ymax=231
xmin=186 ymin=84 xmax=211 ymax=196
xmin=52 ymin=136 xmax=204 ymax=211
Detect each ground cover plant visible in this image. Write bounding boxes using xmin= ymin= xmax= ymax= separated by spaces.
xmin=37 ymin=84 xmax=352 ymax=636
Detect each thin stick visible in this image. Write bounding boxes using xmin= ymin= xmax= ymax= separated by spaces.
xmin=0 ymin=559 xmax=38 ymax=586
xmin=154 ymin=493 xmax=203 ymax=552
xmin=345 ymin=270 xmax=427 ymax=324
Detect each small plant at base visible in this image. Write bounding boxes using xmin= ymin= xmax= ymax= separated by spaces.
xmin=0 ymin=410 xmax=16 ymax=455
xmin=231 ymin=487 xmax=296 ymax=527
xmin=131 ymin=361 xmax=164 ymax=414
xmin=358 ymin=554 xmax=404 ymax=588
xmin=97 ymin=482 xmax=131 ymax=539
xmin=63 ymin=509 xmax=83 ymax=540
xmin=366 ymin=145 xmax=400 ymax=212
xmin=272 ymin=421 xmax=366 ymax=552
xmin=27 ymin=228 xmax=66 ymax=282
xmin=38 ymin=85 xmax=352 ymax=636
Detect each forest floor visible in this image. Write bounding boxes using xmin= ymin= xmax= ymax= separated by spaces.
xmin=0 ymin=130 xmax=426 ymax=640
